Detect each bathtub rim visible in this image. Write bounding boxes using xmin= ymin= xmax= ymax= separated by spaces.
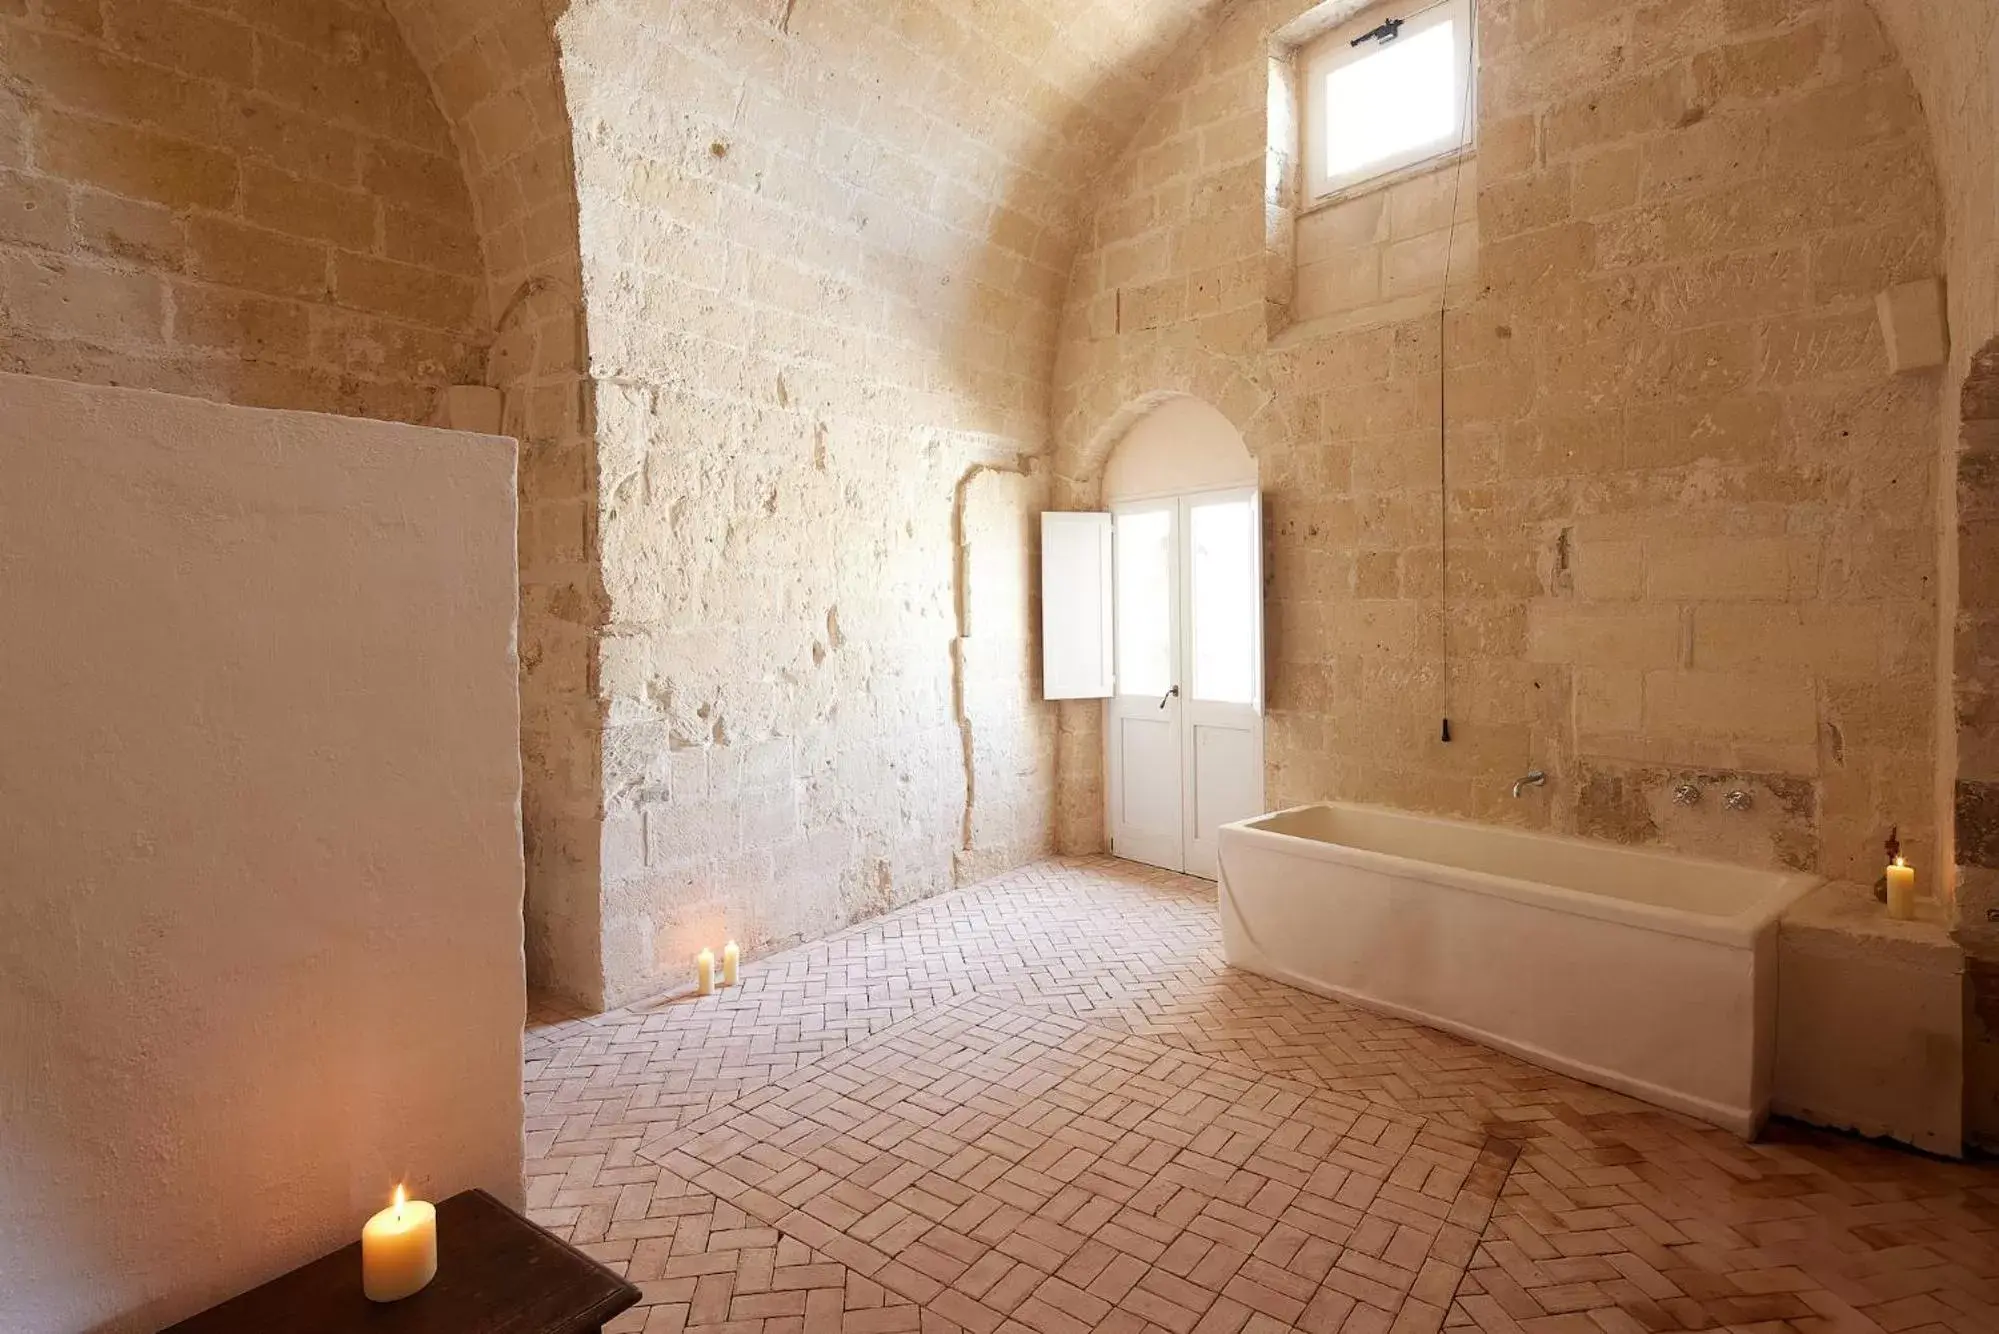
xmin=1219 ymin=801 xmax=1821 ymax=950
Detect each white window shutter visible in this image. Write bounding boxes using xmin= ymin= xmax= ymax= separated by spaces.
xmin=1040 ymin=512 xmax=1114 ymax=700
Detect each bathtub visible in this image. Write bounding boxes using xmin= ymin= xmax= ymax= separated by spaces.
xmin=1217 ymin=802 xmax=1821 ymax=1136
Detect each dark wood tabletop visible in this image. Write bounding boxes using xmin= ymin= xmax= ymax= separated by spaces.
xmin=162 ymin=1188 xmax=641 ymax=1334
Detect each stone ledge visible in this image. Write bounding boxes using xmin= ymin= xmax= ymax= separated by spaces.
xmin=1775 ymin=879 xmax=1964 ymax=1156
xmin=1779 ymin=879 xmax=1960 ymax=970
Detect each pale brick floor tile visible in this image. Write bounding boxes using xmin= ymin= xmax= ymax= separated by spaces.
xmin=523 ymin=860 xmax=1999 ymax=1334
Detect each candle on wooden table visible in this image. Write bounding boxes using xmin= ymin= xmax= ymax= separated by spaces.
xmin=722 ymin=941 xmax=739 ymax=987
xmin=362 ymin=1184 xmax=437 ymax=1302
xmin=696 ymin=947 xmax=715 ymax=995
xmin=1886 ymin=857 xmax=1916 ymax=920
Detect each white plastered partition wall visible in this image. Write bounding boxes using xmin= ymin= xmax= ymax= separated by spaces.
xmin=1042 ymin=397 xmax=1265 ymax=878
xmin=0 ymin=373 xmax=526 ymax=1333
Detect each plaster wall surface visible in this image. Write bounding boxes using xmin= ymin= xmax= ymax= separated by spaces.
xmin=0 ymin=0 xmax=486 ymax=422
xmin=0 ymin=373 xmax=526 ymax=1333
xmin=1054 ymin=0 xmax=1946 ymax=889
xmin=557 ymin=0 xmax=1228 ymax=1005
xmin=1102 ymin=393 xmax=1257 ymax=501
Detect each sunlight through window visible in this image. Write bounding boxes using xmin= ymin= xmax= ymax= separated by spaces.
xmin=1324 ymin=22 xmax=1459 ymax=179
xmin=1300 ymin=0 xmax=1474 ymax=201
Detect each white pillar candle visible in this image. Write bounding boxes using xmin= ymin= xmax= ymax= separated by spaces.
xmin=1886 ymin=857 xmax=1916 ymax=921
xmin=361 ymin=1185 xmax=437 ymax=1303
xmin=722 ymin=941 xmax=739 ymax=987
xmin=696 ymin=947 xmax=715 ymax=996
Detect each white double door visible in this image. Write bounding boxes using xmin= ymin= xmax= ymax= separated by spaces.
xmin=1107 ymin=488 xmax=1264 ymax=879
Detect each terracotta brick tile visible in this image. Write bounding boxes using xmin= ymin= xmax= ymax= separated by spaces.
xmin=844 ymin=1307 xmax=923 ymax=1334
xmin=987 ymin=1260 xmax=1050 ymax=1315
xmin=735 ymin=1292 xmax=812 ymax=1320
xmin=1118 ymin=1282 xmax=1206 ymax=1334
xmin=522 ymin=862 xmax=1999 ymax=1334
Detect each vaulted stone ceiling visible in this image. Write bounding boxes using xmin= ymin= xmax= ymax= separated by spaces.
xmin=375 ymin=0 xmax=1231 ymax=328
xmin=371 ymin=0 xmax=1990 ymax=360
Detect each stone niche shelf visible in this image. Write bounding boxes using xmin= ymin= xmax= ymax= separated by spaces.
xmin=1774 ymin=882 xmax=1964 ymax=1156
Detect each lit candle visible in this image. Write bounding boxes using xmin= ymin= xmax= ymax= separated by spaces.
xmin=1886 ymin=857 xmax=1916 ymax=921
xmin=696 ymin=947 xmax=715 ymax=996
xmin=361 ymin=1184 xmax=437 ymax=1303
xmin=722 ymin=940 xmax=739 ymax=987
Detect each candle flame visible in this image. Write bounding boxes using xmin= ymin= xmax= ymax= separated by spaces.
xmin=393 ymin=1183 xmax=406 ymax=1217
xmin=1893 ymin=855 xmax=1908 ymax=869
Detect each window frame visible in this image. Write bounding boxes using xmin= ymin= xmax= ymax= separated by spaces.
xmin=1298 ymin=0 xmax=1477 ymax=206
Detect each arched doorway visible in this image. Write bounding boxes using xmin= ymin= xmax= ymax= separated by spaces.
xmin=1048 ymin=396 xmax=1265 ymax=878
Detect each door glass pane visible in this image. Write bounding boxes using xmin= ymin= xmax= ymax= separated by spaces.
xmin=1189 ymin=497 xmax=1256 ymax=704
xmin=1114 ymin=508 xmax=1173 ymax=698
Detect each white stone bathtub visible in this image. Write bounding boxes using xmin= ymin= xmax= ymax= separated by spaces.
xmin=1217 ymin=802 xmax=1821 ymax=1136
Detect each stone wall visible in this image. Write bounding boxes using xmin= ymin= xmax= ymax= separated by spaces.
xmin=1290 ymin=161 xmax=1479 ymax=328
xmin=1840 ymin=1 xmax=1998 ymax=1147
xmin=558 ymin=0 xmax=1222 ymax=1007
xmin=381 ymin=0 xmax=605 ymax=1013
xmin=1958 ymin=341 xmax=1999 ymax=1141
xmin=1054 ymin=0 xmax=1946 ymax=888
xmin=0 ymin=0 xmax=485 ymax=422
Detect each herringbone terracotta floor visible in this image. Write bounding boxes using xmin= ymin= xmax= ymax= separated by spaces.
xmin=524 ymin=857 xmax=1999 ymax=1334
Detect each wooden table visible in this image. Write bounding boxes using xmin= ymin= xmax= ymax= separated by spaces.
xmin=164 ymin=1189 xmax=641 ymax=1334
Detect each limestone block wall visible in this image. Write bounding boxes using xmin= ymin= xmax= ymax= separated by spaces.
xmin=1291 ymin=161 xmax=1479 ymax=328
xmin=1957 ymin=344 xmax=1999 ymax=1139
xmin=381 ymin=0 xmax=605 ymax=1013
xmin=1815 ymin=1 xmax=1999 ymax=1145
xmin=0 ymin=0 xmax=486 ymax=422
xmin=558 ymin=0 xmax=1222 ymax=1007
xmin=1054 ymin=0 xmax=1946 ymax=888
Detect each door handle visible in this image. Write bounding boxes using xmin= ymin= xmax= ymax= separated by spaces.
xmin=1159 ymin=685 xmax=1179 ymax=710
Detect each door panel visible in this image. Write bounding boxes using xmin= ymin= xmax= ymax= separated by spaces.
xmin=1114 ymin=714 xmax=1183 ymax=870
xmin=1188 ymin=496 xmax=1259 ymax=707
xmin=1108 ymin=499 xmax=1184 ymax=871
xmin=1186 ymin=722 xmax=1260 ymax=879
xmin=1108 ymin=488 xmax=1263 ymax=879
xmin=1113 ymin=506 xmax=1175 ymax=698
xmin=1179 ymin=488 xmax=1263 ymax=880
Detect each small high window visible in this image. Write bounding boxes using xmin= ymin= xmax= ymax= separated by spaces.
xmin=1299 ymin=0 xmax=1475 ymax=203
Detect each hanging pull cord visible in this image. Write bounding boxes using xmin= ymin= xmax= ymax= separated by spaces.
xmin=1436 ymin=5 xmax=1477 ymax=746
xmin=1350 ymin=17 xmax=1404 ymax=45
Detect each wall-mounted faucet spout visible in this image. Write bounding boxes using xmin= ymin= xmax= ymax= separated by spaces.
xmin=1512 ymin=770 xmax=1547 ymax=799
